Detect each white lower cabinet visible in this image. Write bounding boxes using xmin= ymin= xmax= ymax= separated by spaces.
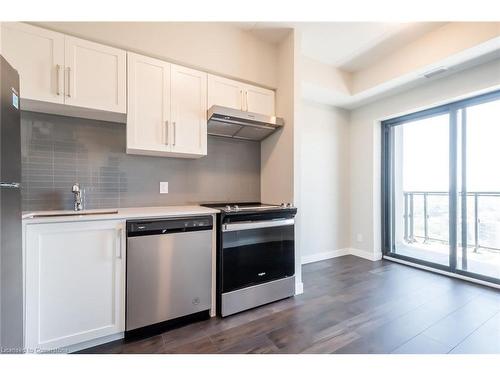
xmin=24 ymin=220 xmax=126 ymax=352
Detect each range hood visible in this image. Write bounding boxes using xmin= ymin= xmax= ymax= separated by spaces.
xmin=207 ymin=105 xmax=284 ymax=141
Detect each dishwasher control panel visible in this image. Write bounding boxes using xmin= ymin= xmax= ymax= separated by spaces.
xmin=127 ymin=216 xmax=213 ymax=237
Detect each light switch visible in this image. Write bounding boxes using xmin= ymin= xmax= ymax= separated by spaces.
xmin=160 ymin=182 xmax=169 ymax=194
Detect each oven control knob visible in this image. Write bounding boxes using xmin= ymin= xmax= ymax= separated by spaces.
xmin=225 ymin=205 xmax=231 ymax=211
xmin=280 ymin=203 xmax=286 ymax=207
xmin=234 ymin=205 xmax=239 ymax=211
xmin=286 ymin=203 xmax=292 ymax=208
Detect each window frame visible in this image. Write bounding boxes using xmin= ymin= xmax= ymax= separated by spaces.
xmin=381 ymin=89 xmax=500 ymax=284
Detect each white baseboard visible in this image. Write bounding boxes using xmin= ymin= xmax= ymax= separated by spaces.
xmin=64 ymin=332 xmax=124 ymax=353
xmin=301 ymin=248 xmax=349 ymax=264
xmin=301 ymin=248 xmax=382 ymax=264
xmin=295 ymin=281 xmax=304 ymax=295
xmin=348 ymin=248 xmax=383 ymax=261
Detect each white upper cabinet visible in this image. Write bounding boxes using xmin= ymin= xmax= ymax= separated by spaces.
xmin=207 ymin=74 xmax=243 ymax=111
xmin=171 ymin=64 xmax=207 ymax=156
xmin=244 ymin=84 xmax=275 ymax=116
xmin=64 ymin=36 xmax=126 ymax=113
xmin=1 ymin=22 xmax=126 ymax=115
xmin=127 ymin=53 xmax=207 ymax=158
xmin=25 ymin=220 xmax=125 ymax=351
xmin=207 ymin=73 xmax=275 ymax=116
xmin=1 ymin=22 xmax=65 ymax=104
xmin=127 ymin=52 xmax=171 ymax=155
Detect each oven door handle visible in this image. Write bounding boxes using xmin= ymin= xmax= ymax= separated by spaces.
xmin=222 ymin=218 xmax=294 ymax=232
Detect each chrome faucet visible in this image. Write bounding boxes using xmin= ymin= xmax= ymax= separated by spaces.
xmin=71 ymin=183 xmax=84 ymax=211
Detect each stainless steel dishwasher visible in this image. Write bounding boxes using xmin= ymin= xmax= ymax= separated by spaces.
xmin=126 ymin=216 xmax=213 ymax=332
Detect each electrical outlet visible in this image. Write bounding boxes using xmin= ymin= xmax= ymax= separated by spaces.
xmin=356 ymin=233 xmax=364 ymax=243
xmin=160 ymin=182 xmax=169 ymax=194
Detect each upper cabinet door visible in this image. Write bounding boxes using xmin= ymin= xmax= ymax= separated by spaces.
xmin=207 ymin=74 xmax=244 ymax=111
xmin=64 ymin=36 xmax=126 ymax=113
xmin=127 ymin=52 xmax=171 ymax=155
xmin=171 ymin=64 xmax=207 ymax=157
xmin=206 ymin=72 xmax=276 ymax=116
xmin=1 ymin=23 xmax=65 ymax=104
xmin=244 ymin=84 xmax=275 ymax=116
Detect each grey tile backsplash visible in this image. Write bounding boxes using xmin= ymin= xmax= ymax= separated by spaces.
xmin=21 ymin=111 xmax=261 ymax=211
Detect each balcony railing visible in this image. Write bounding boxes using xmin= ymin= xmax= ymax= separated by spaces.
xmin=403 ymin=191 xmax=500 ymax=252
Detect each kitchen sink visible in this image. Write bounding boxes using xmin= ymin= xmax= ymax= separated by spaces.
xmin=23 ymin=209 xmax=119 ymax=219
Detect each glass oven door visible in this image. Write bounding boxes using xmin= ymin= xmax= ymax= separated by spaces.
xmin=221 ymin=218 xmax=295 ymax=293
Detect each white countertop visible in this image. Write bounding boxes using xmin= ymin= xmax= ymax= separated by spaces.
xmin=22 ymin=205 xmax=220 ymax=224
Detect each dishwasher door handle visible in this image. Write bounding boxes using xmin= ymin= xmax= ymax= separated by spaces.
xmin=222 ymin=218 xmax=294 ymax=232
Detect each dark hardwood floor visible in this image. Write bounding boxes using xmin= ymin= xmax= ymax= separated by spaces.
xmin=80 ymin=255 xmax=500 ymax=354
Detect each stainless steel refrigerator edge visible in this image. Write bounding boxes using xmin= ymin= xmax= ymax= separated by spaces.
xmin=0 ymin=55 xmax=23 ymax=351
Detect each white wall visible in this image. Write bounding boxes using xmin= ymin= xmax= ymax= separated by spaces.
xmin=31 ymin=22 xmax=279 ymax=88
xmin=349 ymin=58 xmax=500 ymax=259
xmin=261 ymin=31 xmax=295 ymax=204
xmin=299 ymin=101 xmax=350 ymax=264
xmin=300 ymin=55 xmax=352 ymax=107
xmin=261 ymin=30 xmax=303 ymax=292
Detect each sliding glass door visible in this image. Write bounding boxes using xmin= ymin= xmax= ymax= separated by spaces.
xmin=391 ymin=113 xmax=451 ymax=267
xmin=382 ymin=90 xmax=500 ymax=284
xmin=456 ymin=99 xmax=500 ymax=280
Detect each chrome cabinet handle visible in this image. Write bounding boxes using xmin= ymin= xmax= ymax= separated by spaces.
xmin=245 ymin=90 xmax=249 ymax=112
xmin=66 ymin=67 xmax=71 ymax=98
xmin=116 ymin=227 xmax=123 ymax=259
xmin=164 ymin=120 xmax=169 ymax=145
xmin=240 ymin=89 xmax=243 ymax=111
xmin=0 ymin=182 xmax=20 ymax=189
xmin=173 ymin=121 xmax=176 ymax=146
xmin=56 ymin=65 xmax=61 ymax=95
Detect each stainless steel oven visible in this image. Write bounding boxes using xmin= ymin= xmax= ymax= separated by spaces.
xmin=222 ymin=218 xmax=295 ymax=292
xmin=202 ymin=203 xmax=297 ymax=317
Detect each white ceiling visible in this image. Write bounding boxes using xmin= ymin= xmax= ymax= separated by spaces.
xmin=234 ymin=22 xmax=446 ymax=72
xmin=336 ymin=23 xmax=446 ymax=72
xmin=234 ymin=22 xmax=500 ymax=109
xmin=229 ymin=22 xmax=293 ymax=44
